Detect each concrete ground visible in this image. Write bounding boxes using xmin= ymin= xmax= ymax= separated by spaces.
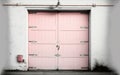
xmin=2 ymin=71 xmax=118 ymax=75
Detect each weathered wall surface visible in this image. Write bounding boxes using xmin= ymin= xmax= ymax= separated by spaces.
xmin=109 ymin=0 xmax=120 ymax=74
xmin=0 ymin=0 xmax=9 ymax=73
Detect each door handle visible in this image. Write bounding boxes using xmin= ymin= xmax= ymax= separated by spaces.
xmin=56 ymin=45 xmax=60 ymax=50
xmin=58 ymin=46 xmax=60 ymax=50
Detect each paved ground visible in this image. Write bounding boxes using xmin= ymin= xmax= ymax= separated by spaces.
xmin=2 ymin=71 xmax=118 ymax=75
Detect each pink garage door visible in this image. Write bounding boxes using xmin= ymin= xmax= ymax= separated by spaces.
xmin=28 ymin=11 xmax=89 ymax=70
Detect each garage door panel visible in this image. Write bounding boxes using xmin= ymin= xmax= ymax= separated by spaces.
xmin=28 ymin=11 xmax=89 ymax=70
xmin=59 ymin=31 xmax=88 ymax=44
xmin=59 ymin=45 xmax=88 ymax=57
xmin=59 ymin=13 xmax=88 ymax=30
xmin=29 ymin=13 xmax=57 ymax=30
xmin=28 ymin=57 xmax=57 ymax=69
xmin=29 ymin=44 xmax=56 ymax=57
xmin=28 ymin=12 xmax=57 ymax=70
xmin=29 ymin=31 xmax=56 ymax=43
xmin=59 ymin=57 xmax=88 ymax=70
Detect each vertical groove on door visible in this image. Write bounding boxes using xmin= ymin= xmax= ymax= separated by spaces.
xmin=56 ymin=12 xmax=59 ymax=70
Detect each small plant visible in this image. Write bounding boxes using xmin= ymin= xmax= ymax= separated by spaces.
xmin=92 ymin=61 xmax=113 ymax=72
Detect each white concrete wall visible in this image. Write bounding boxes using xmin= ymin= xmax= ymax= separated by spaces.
xmin=0 ymin=0 xmax=9 ymax=73
xmin=109 ymin=1 xmax=120 ymax=74
xmin=2 ymin=0 xmax=117 ymax=70
xmin=7 ymin=7 xmax=28 ymax=70
xmin=90 ymin=7 xmax=111 ymax=69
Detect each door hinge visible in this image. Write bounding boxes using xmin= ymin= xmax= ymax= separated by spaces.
xmin=80 ymin=26 xmax=88 ymax=29
xmin=81 ymin=67 xmax=88 ymax=70
xmin=29 ymin=26 xmax=37 ymax=28
xmin=80 ymin=41 xmax=88 ymax=44
xmin=29 ymin=54 xmax=37 ymax=56
xmin=29 ymin=41 xmax=37 ymax=43
xmin=28 ymin=67 xmax=37 ymax=70
xmin=80 ymin=54 xmax=88 ymax=56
